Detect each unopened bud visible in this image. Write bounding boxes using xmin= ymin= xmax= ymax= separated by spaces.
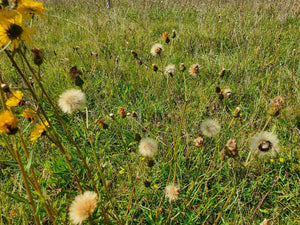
xmin=152 ymin=64 xmax=158 ymax=72
xmin=179 ymin=63 xmax=186 ymax=72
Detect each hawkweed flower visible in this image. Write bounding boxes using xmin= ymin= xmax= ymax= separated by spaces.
xmin=268 ymin=96 xmax=285 ymax=116
xmin=162 ymin=32 xmax=170 ymax=44
xmin=150 ymin=43 xmax=163 ymax=56
xmin=0 ymin=111 xmax=18 ymax=135
xmin=21 ymin=108 xmax=37 ymax=123
xmin=200 ymin=119 xmax=221 ymax=137
xmin=249 ymin=131 xmax=280 ymax=158
xmin=118 ymin=107 xmax=126 ymax=118
xmin=30 ymin=120 xmax=49 ymax=142
xmin=164 ymin=64 xmax=175 ymax=77
xmin=6 ymin=90 xmax=24 ymax=109
xmin=189 ymin=64 xmax=200 ymax=77
xmin=16 ymin=0 xmax=49 ymax=19
xmin=165 ymin=184 xmax=180 ymax=202
xmin=193 ymin=136 xmax=203 ymax=148
xmin=58 ymin=89 xmax=86 ymax=114
xmin=69 ymin=191 xmax=98 ymax=225
xmin=0 ymin=12 xmax=35 ymax=50
xmin=138 ymin=137 xmax=158 ymax=158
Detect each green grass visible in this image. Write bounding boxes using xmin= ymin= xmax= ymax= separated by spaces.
xmin=0 ymin=0 xmax=299 ymax=224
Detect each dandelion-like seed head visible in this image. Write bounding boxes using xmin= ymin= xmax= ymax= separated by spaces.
xmin=58 ymin=89 xmax=86 ymax=114
xmin=150 ymin=43 xmax=163 ymax=56
xmin=200 ymin=119 xmax=221 ymax=137
xmin=165 ymin=184 xmax=180 ymax=202
xmin=164 ymin=64 xmax=175 ymax=77
xmin=69 ymin=191 xmax=98 ymax=225
xmin=0 ymin=110 xmax=18 ymax=135
xmin=138 ymin=137 xmax=158 ymax=158
xmin=249 ymin=131 xmax=280 ymax=158
xmin=189 ymin=64 xmax=200 ymax=76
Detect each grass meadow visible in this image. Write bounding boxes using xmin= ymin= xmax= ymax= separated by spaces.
xmin=0 ymin=0 xmax=299 ymax=224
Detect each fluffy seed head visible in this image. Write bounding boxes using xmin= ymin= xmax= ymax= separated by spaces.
xmin=58 ymin=89 xmax=86 ymax=114
xmin=138 ymin=137 xmax=158 ymax=158
xmin=200 ymin=119 xmax=221 ymax=137
xmin=249 ymin=131 xmax=280 ymax=158
xmin=164 ymin=64 xmax=175 ymax=77
xmin=150 ymin=43 xmax=163 ymax=56
xmin=69 ymin=191 xmax=98 ymax=225
xmin=225 ymin=139 xmax=238 ymax=157
xmin=165 ymin=184 xmax=180 ymax=202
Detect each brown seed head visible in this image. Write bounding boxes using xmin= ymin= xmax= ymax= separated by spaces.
xmin=193 ymin=136 xmax=204 ymax=148
xmin=118 ymin=107 xmax=127 ymax=118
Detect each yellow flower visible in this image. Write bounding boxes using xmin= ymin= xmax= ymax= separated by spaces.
xmin=17 ymin=0 xmax=49 ymax=19
xmin=119 ymin=170 xmax=124 ymax=175
xmin=6 ymin=90 xmax=24 ymax=109
xmin=0 ymin=12 xmax=35 ymax=50
xmin=21 ymin=108 xmax=37 ymax=123
xmin=270 ymin=159 xmax=274 ymax=163
xmin=279 ymin=158 xmax=284 ymax=163
xmin=30 ymin=120 xmax=49 ymax=142
xmin=153 ymin=184 xmax=158 ymax=189
xmin=0 ymin=111 xmax=18 ymax=135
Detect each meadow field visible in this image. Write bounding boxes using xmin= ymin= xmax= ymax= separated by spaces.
xmin=0 ymin=0 xmax=299 ymax=224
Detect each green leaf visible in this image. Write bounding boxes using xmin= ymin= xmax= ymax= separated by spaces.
xmin=25 ymin=150 xmax=34 ymax=172
xmin=5 ymin=192 xmax=29 ymax=204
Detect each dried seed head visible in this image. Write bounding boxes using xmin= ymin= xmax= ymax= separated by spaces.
xmin=118 ymin=107 xmax=127 ymax=118
xmin=225 ymin=139 xmax=238 ymax=157
xmin=193 ymin=136 xmax=204 ymax=148
xmin=189 ymin=64 xmax=200 ymax=76
xmin=136 ymin=60 xmax=142 ymax=66
xmin=151 ymin=43 xmax=163 ymax=56
xmin=31 ymin=48 xmax=44 ymax=66
xmin=164 ymin=64 xmax=175 ymax=77
xmin=165 ymin=184 xmax=180 ymax=202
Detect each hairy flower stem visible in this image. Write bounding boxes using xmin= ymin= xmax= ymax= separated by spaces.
xmin=5 ymin=50 xmax=83 ymax=192
xmin=19 ymin=50 xmax=98 ymax=194
xmin=17 ymin=131 xmax=57 ymax=224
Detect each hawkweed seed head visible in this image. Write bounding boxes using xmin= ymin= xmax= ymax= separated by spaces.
xmin=151 ymin=43 xmax=163 ymax=56
xmin=193 ymin=136 xmax=204 ymax=148
xmin=189 ymin=64 xmax=200 ymax=77
xmin=31 ymin=48 xmax=44 ymax=66
xmin=232 ymin=107 xmax=241 ymax=117
xmin=118 ymin=107 xmax=127 ymax=118
xmin=164 ymin=64 xmax=175 ymax=77
xmin=0 ymin=111 xmax=18 ymax=135
xmin=179 ymin=63 xmax=186 ymax=72
xmin=131 ymin=50 xmax=138 ymax=58
xmin=171 ymin=30 xmax=176 ymax=38
xmin=249 ymin=131 xmax=280 ymax=158
xmin=138 ymin=137 xmax=158 ymax=158
xmin=58 ymin=89 xmax=86 ymax=114
xmin=69 ymin=191 xmax=98 ymax=225
xmin=165 ymin=184 xmax=180 ymax=202
xmin=152 ymin=63 xmax=158 ymax=72
xmin=200 ymin=119 xmax=221 ymax=137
